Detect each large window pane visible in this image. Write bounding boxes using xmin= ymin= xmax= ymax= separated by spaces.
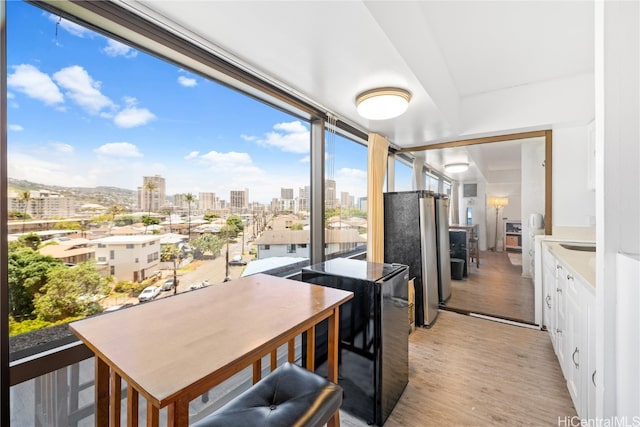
xmin=394 ymin=158 xmax=414 ymax=191
xmin=7 ymin=1 xmax=309 ymax=345
xmin=324 ymin=133 xmax=367 ymax=258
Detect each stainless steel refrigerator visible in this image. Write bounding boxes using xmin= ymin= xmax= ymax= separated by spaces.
xmin=301 ymin=258 xmax=409 ymax=426
xmin=434 ymin=194 xmax=452 ymax=303
xmin=383 ymin=190 xmax=439 ymax=327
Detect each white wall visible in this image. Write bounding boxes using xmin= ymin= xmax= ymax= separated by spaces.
xmin=595 ymin=0 xmax=640 ymax=418
xmin=521 ymin=141 xmax=546 ymax=277
xmin=552 ymin=125 xmax=596 ymax=227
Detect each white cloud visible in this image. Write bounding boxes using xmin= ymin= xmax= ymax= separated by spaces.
xmin=113 ymin=107 xmax=156 ymax=128
xmin=299 ymin=156 xmax=310 ymax=163
xmin=8 ymin=64 xmax=64 ymax=106
xmin=200 ymin=151 xmax=253 ymax=167
xmin=94 ymin=142 xmax=143 ymax=158
xmin=251 ymin=120 xmax=310 ymax=154
xmin=48 ymin=15 xmax=93 ymax=38
xmin=53 ymin=65 xmax=114 ymax=114
xmin=102 ymin=39 xmax=138 ymax=58
xmin=50 ymin=142 xmax=74 ymax=154
xmin=7 ymin=92 xmax=15 ymax=99
xmin=335 ymin=167 xmax=367 ymax=200
xmin=240 ymin=134 xmax=258 ymax=142
xmin=8 ymin=151 xmax=94 ymax=188
xmin=8 ymin=124 xmax=23 ymax=132
xmin=185 ymin=151 xmax=200 ymax=160
xmin=178 ymin=76 xmax=197 ymax=87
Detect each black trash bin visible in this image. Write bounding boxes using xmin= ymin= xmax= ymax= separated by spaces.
xmin=450 ymin=258 xmax=465 ymax=280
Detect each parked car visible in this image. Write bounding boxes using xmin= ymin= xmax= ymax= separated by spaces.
xmin=138 ymin=286 xmax=161 ymax=302
xmin=229 ymin=255 xmax=247 ymax=266
xmin=161 ymin=278 xmax=178 ymax=291
xmin=190 ymin=280 xmax=210 ymax=290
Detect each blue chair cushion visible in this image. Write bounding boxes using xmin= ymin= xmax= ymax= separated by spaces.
xmin=192 ymin=362 xmax=343 ymax=427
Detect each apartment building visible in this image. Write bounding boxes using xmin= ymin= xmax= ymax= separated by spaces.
xmin=92 ymin=235 xmax=161 ymax=282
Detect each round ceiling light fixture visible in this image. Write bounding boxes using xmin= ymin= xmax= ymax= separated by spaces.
xmin=355 ymin=87 xmax=411 ymax=120
xmin=444 ymin=162 xmax=470 ymax=173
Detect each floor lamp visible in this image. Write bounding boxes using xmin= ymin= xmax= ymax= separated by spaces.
xmin=489 ymin=197 xmax=509 ymax=251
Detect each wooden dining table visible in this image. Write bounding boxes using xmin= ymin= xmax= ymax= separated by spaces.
xmin=70 ymin=273 xmax=353 ymax=427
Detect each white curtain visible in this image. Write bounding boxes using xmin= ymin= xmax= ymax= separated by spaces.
xmin=451 ymin=182 xmax=460 ymax=225
xmin=412 ymin=152 xmax=425 ymax=190
xmin=367 ymin=133 xmax=389 ymax=263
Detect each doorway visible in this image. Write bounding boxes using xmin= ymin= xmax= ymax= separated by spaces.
xmin=399 ymin=130 xmax=552 ymax=325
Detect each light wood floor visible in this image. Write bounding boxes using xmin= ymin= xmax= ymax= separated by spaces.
xmin=444 ymin=250 xmax=535 ymax=324
xmin=341 ymin=310 xmax=576 ymax=427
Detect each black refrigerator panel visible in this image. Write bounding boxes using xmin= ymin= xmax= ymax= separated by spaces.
xmin=450 ymin=229 xmax=468 ymax=277
xmin=301 ymin=258 xmax=409 ymax=426
xmin=384 ymin=190 xmax=439 ymax=327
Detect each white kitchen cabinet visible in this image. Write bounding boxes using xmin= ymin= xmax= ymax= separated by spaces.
xmin=541 ymin=242 xmax=596 ymax=420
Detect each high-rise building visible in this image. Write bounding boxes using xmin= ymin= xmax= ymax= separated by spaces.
xmin=281 ymin=188 xmax=294 ymax=200
xmin=230 ymin=188 xmax=249 ymax=213
xmin=298 ymin=186 xmax=310 ymax=212
xmin=8 ymin=190 xmax=77 ymax=219
xmin=340 ymin=192 xmax=354 ymax=209
xmin=199 ymin=192 xmax=216 ymax=211
xmin=138 ymin=175 xmax=166 ymax=212
xmin=325 ymin=179 xmax=338 ymax=209
xmin=358 ymin=197 xmax=368 ymax=212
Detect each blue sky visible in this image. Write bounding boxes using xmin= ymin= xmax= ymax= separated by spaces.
xmin=6 ymin=1 xmax=370 ymax=204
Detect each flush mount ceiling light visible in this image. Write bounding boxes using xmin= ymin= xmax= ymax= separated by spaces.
xmin=444 ymin=162 xmax=469 ymax=173
xmin=355 ymin=87 xmax=411 ymax=120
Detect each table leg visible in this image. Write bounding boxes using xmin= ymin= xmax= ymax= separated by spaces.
xmin=252 ymin=359 xmax=262 ymax=384
xmin=110 ymin=372 xmax=121 ymax=427
xmin=287 ymin=339 xmax=295 ymax=363
xmin=327 ymin=307 xmax=339 ymax=384
xmin=167 ymin=398 xmax=190 ymax=427
xmin=305 ymin=326 xmax=315 ymax=371
xmin=127 ymin=386 xmax=138 ymax=427
xmin=95 ymin=357 xmax=110 ymax=427
xmin=146 ymin=401 xmax=159 ymax=427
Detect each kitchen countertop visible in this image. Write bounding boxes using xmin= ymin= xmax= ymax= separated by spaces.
xmin=543 ymin=241 xmax=596 ymax=289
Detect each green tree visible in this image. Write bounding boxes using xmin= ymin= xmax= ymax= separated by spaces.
xmin=204 ymin=213 xmax=220 ymax=222
xmin=108 ymin=204 xmax=124 ymax=230
xmin=185 ymin=193 xmax=195 ymax=240
xmin=33 ymin=262 xmax=109 ymax=322
xmin=54 ymin=221 xmax=81 ymax=230
xmin=290 ymin=223 xmax=304 ymax=230
xmin=161 ymin=245 xmax=180 ymax=295
xmin=226 ymin=215 xmax=244 ymax=237
xmin=142 ymin=215 xmax=160 ymax=227
xmin=8 ymin=248 xmax=62 ymax=319
xmin=114 ymin=215 xmax=139 ymax=226
xmin=18 ymin=190 xmax=31 ymax=232
xmin=191 ymin=234 xmax=225 ymax=259
xmin=17 ymin=233 xmax=41 ymax=250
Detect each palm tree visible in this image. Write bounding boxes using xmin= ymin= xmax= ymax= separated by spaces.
xmin=108 ymin=204 xmax=124 ymax=232
xmin=143 ymin=180 xmax=157 ymax=234
xmin=17 ymin=191 xmax=31 ymax=233
xmin=184 ymin=193 xmax=195 ymax=241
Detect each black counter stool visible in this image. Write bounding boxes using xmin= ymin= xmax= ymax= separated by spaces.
xmin=192 ymin=362 xmax=343 ymax=427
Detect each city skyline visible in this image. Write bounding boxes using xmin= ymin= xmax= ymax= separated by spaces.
xmin=6 ymin=1 xmax=370 ymax=204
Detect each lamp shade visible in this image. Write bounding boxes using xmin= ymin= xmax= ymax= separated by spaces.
xmin=444 ymin=163 xmax=469 ymax=173
xmin=489 ymin=196 xmax=509 ymax=208
xmin=355 ymin=87 xmax=411 ymax=120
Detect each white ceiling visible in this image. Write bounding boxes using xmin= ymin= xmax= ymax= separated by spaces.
xmin=123 ymin=0 xmax=593 ymax=181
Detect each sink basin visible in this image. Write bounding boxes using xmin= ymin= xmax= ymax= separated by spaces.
xmin=560 ymin=243 xmax=596 ymax=252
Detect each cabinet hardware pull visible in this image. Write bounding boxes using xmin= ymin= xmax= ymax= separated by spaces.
xmin=557 ymin=265 xmax=563 ymax=270
xmin=557 ymin=288 xmax=562 ymax=294
xmin=572 ymin=347 xmax=579 ymax=368
xmin=556 ymin=328 xmax=562 ymax=335
xmin=545 ymin=295 xmax=551 ymax=308
xmin=592 ymin=370 xmax=596 ymax=387
xmin=567 ymin=274 xmax=574 ymax=280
